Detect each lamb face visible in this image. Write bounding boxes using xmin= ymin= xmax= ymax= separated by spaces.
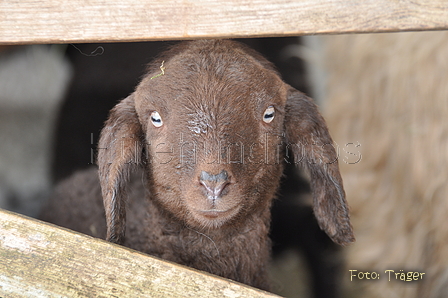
xmin=98 ymin=39 xmax=354 ymax=246
xmin=134 ymin=46 xmax=287 ymax=230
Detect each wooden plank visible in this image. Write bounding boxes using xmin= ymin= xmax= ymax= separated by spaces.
xmin=0 ymin=0 xmax=447 ymax=45
xmin=0 ymin=209 xmax=280 ymax=298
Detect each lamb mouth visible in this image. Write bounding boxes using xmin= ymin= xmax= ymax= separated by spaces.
xmin=196 ymin=206 xmax=239 ymax=219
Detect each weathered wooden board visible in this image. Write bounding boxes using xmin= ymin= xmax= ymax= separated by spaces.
xmin=0 ymin=0 xmax=447 ymax=44
xmin=0 ymin=209 xmax=280 ymax=298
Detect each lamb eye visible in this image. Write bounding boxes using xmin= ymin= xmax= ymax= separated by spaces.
xmin=150 ymin=111 xmax=163 ymax=127
xmin=263 ymin=106 xmax=275 ymax=123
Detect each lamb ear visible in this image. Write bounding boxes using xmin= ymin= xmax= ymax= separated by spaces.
xmin=284 ymin=87 xmax=355 ymax=246
xmin=97 ymin=94 xmax=144 ymax=244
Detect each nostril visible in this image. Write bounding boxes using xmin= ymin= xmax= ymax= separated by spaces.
xmin=200 ymin=170 xmax=229 ymax=183
xmin=199 ymin=170 xmax=231 ymax=199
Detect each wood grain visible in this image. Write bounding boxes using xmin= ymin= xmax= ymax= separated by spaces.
xmin=0 ymin=209 xmax=280 ymax=297
xmin=0 ymin=0 xmax=447 ymax=44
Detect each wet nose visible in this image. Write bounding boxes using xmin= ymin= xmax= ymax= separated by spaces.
xmin=199 ymin=170 xmax=230 ymax=199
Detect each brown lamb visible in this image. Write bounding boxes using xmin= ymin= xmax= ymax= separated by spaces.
xmin=40 ymin=39 xmax=354 ymax=291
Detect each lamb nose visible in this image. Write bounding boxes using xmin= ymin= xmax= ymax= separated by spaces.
xmin=199 ymin=170 xmax=230 ymax=198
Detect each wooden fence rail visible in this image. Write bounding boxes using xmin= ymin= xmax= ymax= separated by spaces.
xmin=0 ymin=209 xmax=280 ymax=297
xmin=0 ymin=0 xmax=448 ymax=45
